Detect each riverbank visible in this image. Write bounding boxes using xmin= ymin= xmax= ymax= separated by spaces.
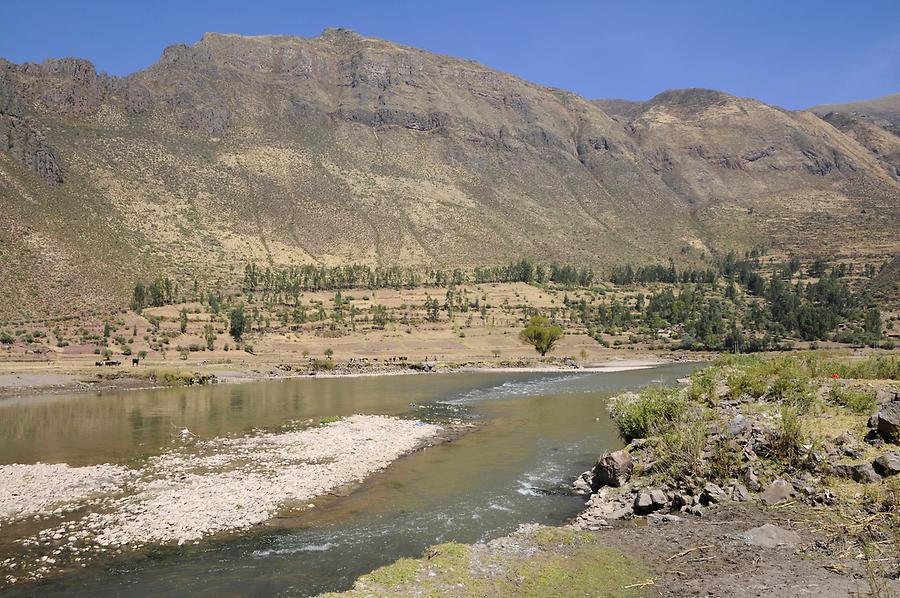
xmin=0 ymin=415 xmax=444 ymax=588
xmin=328 ymin=352 xmax=900 ymax=596
xmin=0 ymin=354 xmax=686 ymax=400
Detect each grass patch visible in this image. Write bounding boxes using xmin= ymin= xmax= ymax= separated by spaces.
xmin=318 ymin=416 xmax=341 ymax=425
xmin=827 ymin=385 xmax=877 ymax=414
xmin=327 ymin=527 xmax=651 ymax=597
xmin=609 ymin=386 xmax=686 ymax=440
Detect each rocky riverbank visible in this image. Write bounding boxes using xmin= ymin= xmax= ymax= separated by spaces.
xmin=0 ymin=415 xmax=442 ymax=587
xmin=327 ymin=352 xmax=900 ymax=597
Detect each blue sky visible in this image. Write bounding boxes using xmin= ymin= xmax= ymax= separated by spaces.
xmin=4 ymin=0 xmax=899 ymax=109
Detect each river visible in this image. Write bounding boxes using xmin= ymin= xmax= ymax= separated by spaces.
xmin=0 ymin=363 xmax=696 ymax=596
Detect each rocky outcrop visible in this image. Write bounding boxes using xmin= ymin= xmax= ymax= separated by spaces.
xmin=591 ymin=449 xmax=632 ymax=490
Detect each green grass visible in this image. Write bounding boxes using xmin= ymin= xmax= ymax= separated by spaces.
xmin=827 ymin=385 xmax=877 ymax=414
xmin=609 ymin=386 xmax=687 ymax=440
xmin=318 ymin=416 xmax=342 ymax=425
xmin=325 ymin=527 xmax=651 ymax=597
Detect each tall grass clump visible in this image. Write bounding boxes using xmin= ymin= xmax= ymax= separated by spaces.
xmin=767 ymin=406 xmax=806 ymax=467
xmin=654 ymin=422 xmax=708 ymax=483
xmin=609 ymin=386 xmax=686 ymax=440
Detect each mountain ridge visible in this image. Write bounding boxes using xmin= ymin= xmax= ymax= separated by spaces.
xmin=1 ymin=30 xmax=898 ymax=319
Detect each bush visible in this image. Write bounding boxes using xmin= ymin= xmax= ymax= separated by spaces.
xmin=768 ymin=406 xmax=806 ymax=467
xmin=609 ymin=387 xmax=686 ymax=440
xmin=654 ymin=422 xmax=708 ymax=483
xmin=686 ymin=369 xmax=716 ymax=405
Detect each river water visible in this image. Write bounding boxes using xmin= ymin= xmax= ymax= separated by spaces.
xmin=0 ymin=363 xmax=696 ymax=597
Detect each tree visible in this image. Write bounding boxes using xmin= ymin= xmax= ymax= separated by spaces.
xmin=520 ymin=316 xmax=564 ymax=356
xmin=864 ymin=308 xmax=882 ymax=338
xmin=204 ymin=324 xmax=216 ymax=351
xmin=229 ymin=305 xmax=247 ymax=341
xmin=179 ymin=309 xmax=188 ymax=334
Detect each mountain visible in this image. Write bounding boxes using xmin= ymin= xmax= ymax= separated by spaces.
xmin=1 ymin=29 xmax=898 ymax=319
xmin=811 ymin=93 xmax=900 ymax=181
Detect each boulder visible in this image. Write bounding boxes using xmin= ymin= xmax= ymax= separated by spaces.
xmin=876 ymin=402 xmax=900 ymax=442
xmin=592 ymin=450 xmax=633 ymax=490
xmin=701 ymin=482 xmax=727 ymax=504
xmin=739 ymin=524 xmax=802 ymax=548
xmin=761 ymin=479 xmax=794 ymax=505
xmin=833 ymin=462 xmax=882 ymax=484
xmin=873 ymin=452 xmax=900 ymax=477
xmin=875 ymin=386 xmax=899 ymax=404
xmin=633 ymin=492 xmax=655 ymax=515
xmin=650 ymin=488 xmax=667 ymax=508
xmin=732 ymin=483 xmax=751 ymax=502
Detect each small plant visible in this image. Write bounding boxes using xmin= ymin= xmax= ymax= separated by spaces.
xmin=319 ymin=416 xmax=341 ymax=425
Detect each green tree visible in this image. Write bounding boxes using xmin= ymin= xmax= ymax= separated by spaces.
xmin=229 ymin=305 xmax=247 ymax=341
xmin=519 ymin=316 xmax=564 ymax=356
xmin=204 ymin=324 xmax=216 ymax=351
xmin=864 ymin=308 xmax=882 ymax=338
xmin=179 ymin=309 xmax=188 ymax=334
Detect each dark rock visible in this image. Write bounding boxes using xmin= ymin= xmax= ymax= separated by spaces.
xmin=873 ymin=452 xmax=900 ymax=477
xmin=634 ymin=492 xmax=655 ymax=514
xmin=592 ymin=450 xmax=633 ymax=490
xmin=761 ymin=479 xmax=794 ymax=505
xmin=865 ymin=429 xmax=884 ymax=447
xmin=876 ymin=402 xmax=900 ymax=442
xmin=833 ymin=462 xmax=882 ymax=484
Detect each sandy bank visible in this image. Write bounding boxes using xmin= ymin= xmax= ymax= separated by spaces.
xmin=1 ymin=415 xmax=441 ymax=586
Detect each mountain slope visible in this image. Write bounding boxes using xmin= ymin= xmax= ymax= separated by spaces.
xmin=1 ymin=30 xmax=898 ymax=319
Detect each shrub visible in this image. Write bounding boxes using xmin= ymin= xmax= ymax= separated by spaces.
xmin=686 ymin=369 xmax=716 ymax=405
xmin=319 ymin=416 xmax=341 ymax=425
xmin=653 ymin=422 xmax=708 ymax=483
xmin=768 ymin=406 xmax=806 ymax=467
xmin=609 ymin=387 xmax=686 ymax=440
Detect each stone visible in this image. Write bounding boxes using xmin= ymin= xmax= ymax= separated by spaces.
xmin=743 ymin=467 xmax=761 ymax=491
xmin=732 ymin=483 xmax=751 ymax=502
xmin=875 ymin=386 xmax=899 ymax=404
xmin=647 ymin=513 xmax=682 ymax=524
xmin=833 ymin=462 xmax=882 ymax=484
xmin=572 ymin=471 xmax=593 ymax=496
xmin=634 ymin=492 xmax=655 ymax=514
xmin=727 ymin=415 xmax=749 ymax=436
xmin=701 ymin=482 xmax=727 ymax=504
xmin=873 ymin=452 xmax=900 ymax=477
xmin=650 ymin=488 xmax=668 ymax=508
xmin=592 ymin=450 xmax=633 ymax=490
xmin=876 ymin=402 xmax=900 ymax=442
xmin=739 ymin=524 xmax=802 ymax=548
xmin=761 ymin=479 xmax=794 ymax=505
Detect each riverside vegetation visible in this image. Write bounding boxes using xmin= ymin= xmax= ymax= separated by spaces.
xmin=0 ymin=251 xmax=895 ymax=395
xmin=330 ymin=352 xmax=900 ymax=596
